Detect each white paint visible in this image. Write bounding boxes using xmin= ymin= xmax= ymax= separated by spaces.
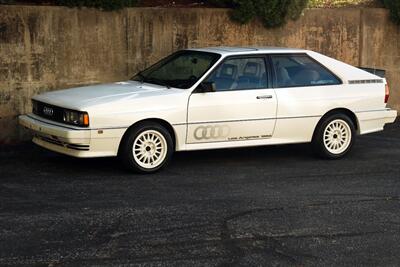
xmin=19 ymin=47 xmax=397 ymax=158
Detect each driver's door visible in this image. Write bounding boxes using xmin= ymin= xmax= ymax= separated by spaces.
xmin=186 ymin=56 xmax=277 ymax=144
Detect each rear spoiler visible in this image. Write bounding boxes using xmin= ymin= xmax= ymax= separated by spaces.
xmin=358 ymin=67 xmax=385 ymax=78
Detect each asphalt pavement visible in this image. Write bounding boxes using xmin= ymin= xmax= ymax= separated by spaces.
xmin=0 ymin=120 xmax=399 ymax=266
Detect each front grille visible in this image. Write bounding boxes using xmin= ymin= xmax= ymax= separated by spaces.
xmin=33 ymin=100 xmax=65 ymax=124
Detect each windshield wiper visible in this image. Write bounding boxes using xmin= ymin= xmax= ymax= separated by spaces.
xmin=145 ymin=77 xmax=171 ymax=89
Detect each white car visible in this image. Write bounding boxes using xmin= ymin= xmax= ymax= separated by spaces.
xmin=19 ymin=47 xmax=397 ymax=173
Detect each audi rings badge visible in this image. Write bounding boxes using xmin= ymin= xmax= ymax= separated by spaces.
xmin=194 ymin=125 xmax=231 ymax=140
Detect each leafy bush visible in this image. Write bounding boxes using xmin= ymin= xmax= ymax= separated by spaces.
xmin=207 ymin=0 xmax=309 ymax=28
xmin=308 ymin=0 xmax=370 ymax=8
xmin=54 ymin=0 xmax=138 ymax=11
xmin=381 ymin=0 xmax=400 ymax=24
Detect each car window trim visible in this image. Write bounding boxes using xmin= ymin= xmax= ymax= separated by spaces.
xmin=194 ymin=54 xmax=273 ymax=93
xmin=268 ymin=53 xmax=343 ymax=89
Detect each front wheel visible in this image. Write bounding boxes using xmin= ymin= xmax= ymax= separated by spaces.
xmin=119 ymin=122 xmax=174 ymax=173
xmin=312 ymin=114 xmax=356 ymax=159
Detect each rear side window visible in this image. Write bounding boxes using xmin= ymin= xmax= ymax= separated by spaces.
xmin=271 ymin=54 xmax=341 ymax=88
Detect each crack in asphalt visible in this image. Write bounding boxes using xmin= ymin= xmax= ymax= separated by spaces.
xmin=220 ymin=207 xmax=311 ymax=266
xmin=254 ymin=230 xmax=384 ymax=239
xmin=5 ymin=255 xmax=229 ymax=267
xmin=219 ymin=214 xmax=313 ymax=266
xmin=311 ymin=193 xmax=400 ymax=199
xmin=217 ymin=196 xmax=399 ymax=266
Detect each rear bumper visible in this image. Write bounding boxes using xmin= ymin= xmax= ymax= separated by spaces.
xmin=357 ymin=108 xmax=397 ymax=135
xmin=384 ymin=109 xmax=397 ymax=124
xmin=19 ymin=114 xmax=125 ymax=157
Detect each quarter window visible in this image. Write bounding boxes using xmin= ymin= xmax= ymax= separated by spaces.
xmin=206 ymin=57 xmax=268 ymax=91
xmin=271 ymin=54 xmax=341 ymax=88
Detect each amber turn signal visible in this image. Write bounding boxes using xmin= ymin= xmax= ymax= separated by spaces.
xmin=83 ymin=113 xmax=89 ymax=126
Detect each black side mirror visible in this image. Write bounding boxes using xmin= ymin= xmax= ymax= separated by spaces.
xmin=197 ymin=81 xmax=216 ymax=93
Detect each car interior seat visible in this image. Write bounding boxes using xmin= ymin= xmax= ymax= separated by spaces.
xmin=237 ymin=62 xmax=261 ymax=89
xmin=214 ymin=63 xmax=237 ymax=91
xmin=276 ymin=66 xmax=292 ymax=87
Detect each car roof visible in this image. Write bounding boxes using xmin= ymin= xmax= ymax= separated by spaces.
xmin=189 ymin=46 xmax=307 ymax=55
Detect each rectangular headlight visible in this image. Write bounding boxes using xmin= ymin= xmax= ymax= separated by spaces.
xmin=63 ymin=110 xmax=89 ymax=127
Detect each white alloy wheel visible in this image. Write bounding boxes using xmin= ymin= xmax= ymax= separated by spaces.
xmin=132 ymin=130 xmax=168 ymax=169
xmin=323 ymin=119 xmax=352 ymax=155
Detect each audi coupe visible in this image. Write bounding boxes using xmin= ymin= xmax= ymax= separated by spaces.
xmin=19 ymin=47 xmax=397 ymax=173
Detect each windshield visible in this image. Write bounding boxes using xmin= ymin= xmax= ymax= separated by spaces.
xmin=131 ymin=50 xmax=221 ymax=89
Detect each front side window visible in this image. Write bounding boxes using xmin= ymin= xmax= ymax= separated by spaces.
xmin=131 ymin=50 xmax=220 ymax=89
xmin=206 ymin=57 xmax=268 ymax=91
xmin=271 ymin=54 xmax=341 ymax=88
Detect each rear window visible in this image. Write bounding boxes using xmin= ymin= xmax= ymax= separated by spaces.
xmin=271 ymin=54 xmax=341 ymax=88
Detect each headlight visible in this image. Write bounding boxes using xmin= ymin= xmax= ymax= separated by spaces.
xmin=63 ymin=110 xmax=89 ymax=127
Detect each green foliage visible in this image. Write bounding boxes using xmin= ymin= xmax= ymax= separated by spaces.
xmin=308 ymin=0 xmax=378 ymax=8
xmin=54 ymin=0 xmax=138 ymax=11
xmin=206 ymin=0 xmax=309 ymax=28
xmin=381 ymin=0 xmax=400 ymax=24
xmin=287 ymin=0 xmax=309 ymax=20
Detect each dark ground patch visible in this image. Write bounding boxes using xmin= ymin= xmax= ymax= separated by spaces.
xmin=0 ymin=120 xmax=399 ymax=266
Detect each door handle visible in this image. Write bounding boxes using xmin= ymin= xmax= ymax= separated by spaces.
xmin=256 ymin=95 xmax=273 ymax=100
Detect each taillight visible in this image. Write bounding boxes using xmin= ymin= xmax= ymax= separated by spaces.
xmin=385 ymin=83 xmax=390 ymax=103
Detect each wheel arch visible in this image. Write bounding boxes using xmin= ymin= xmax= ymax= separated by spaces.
xmin=118 ymin=118 xmax=177 ymax=155
xmin=312 ymin=108 xmax=359 ymax=140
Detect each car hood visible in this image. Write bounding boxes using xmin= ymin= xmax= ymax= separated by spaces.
xmin=33 ymin=81 xmax=183 ymax=110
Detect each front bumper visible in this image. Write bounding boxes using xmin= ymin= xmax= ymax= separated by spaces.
xmin=19 ymin=114 xmax=124 ymax=157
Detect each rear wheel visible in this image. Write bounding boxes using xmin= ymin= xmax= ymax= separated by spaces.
xmin=312 ymin=114 xmax=356 ymax=159
xmin=119 ymin=122 xmax=173 ymax=173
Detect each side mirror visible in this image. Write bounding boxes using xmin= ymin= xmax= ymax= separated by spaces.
xmin=197 ymin=81 xmax=216 ymax=93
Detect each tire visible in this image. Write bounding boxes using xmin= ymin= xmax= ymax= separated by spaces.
xmin=312 ymin=113 xmax=356 ymax=159
xmin=119 ymin=122 xmax=174 ymax=173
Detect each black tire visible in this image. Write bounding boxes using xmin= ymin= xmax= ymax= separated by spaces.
xmin=312 ymin=113 xmax=356 ymax=159
xmin=119 ymin=122 xmax=174 ymax=173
